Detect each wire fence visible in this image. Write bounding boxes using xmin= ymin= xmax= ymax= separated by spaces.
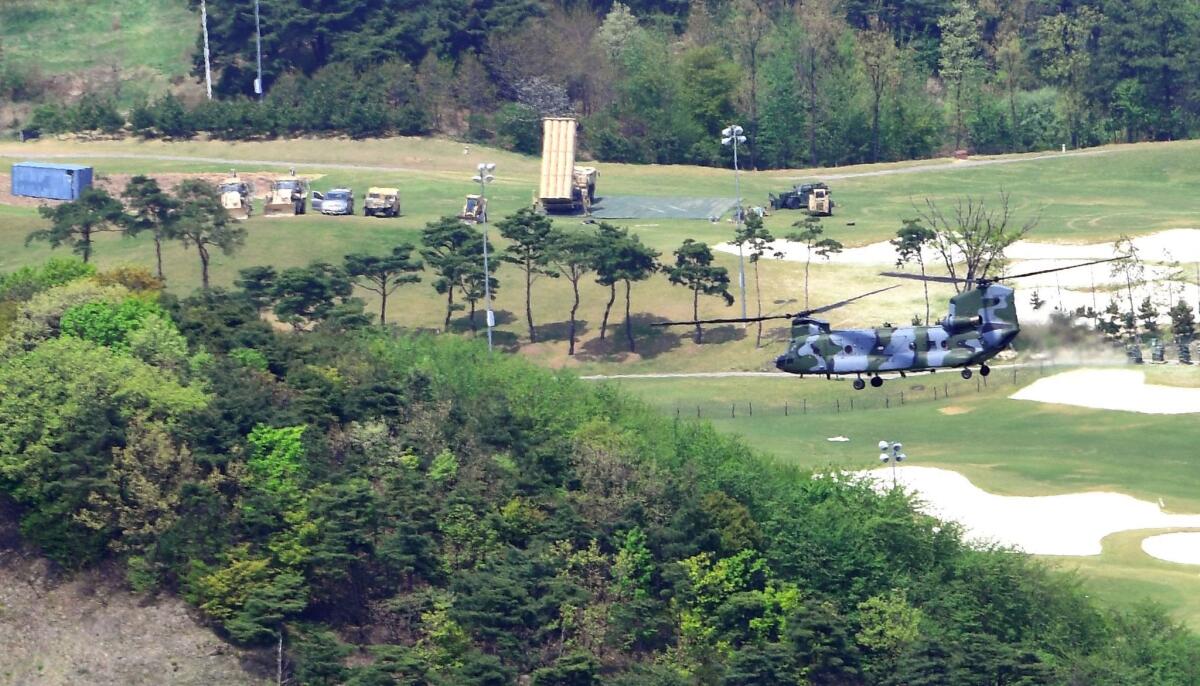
xmin=653 ymin=363 xmax=1059 ymax=419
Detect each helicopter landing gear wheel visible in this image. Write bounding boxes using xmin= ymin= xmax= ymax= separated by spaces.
xmin=853 ymin=378 xmax=866 ymax=391
xmin=961 ymin=368 xmax=973 ymax=380
xmin=980 ymin=364 xmax=991 ymax=377
xmin=870 ymin=375 xmax=883 ymax=388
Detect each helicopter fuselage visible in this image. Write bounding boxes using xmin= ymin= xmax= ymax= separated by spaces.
xmin=773 ymin=283 xmax=1020 ymax=377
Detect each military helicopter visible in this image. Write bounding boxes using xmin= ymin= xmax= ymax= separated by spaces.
xmin=655 ymin=257 xmax=1122 ymax=390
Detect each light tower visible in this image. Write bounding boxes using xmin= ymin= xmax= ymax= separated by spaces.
xmin=722 ymin=125 xmax=748 ymax=320
xmin=472 ymin=162 xmax=496 ymax=351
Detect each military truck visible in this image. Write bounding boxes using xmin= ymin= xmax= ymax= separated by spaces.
xmin=364 ymin=187 xmax=400 ymax=217
xmin=263 ymin=171 xmax=308 ymax=216
xmin=459 ymin=194 xmax=488 ymax=224
xmin=219 ymin=172 xmax=253 ymax=220
xmin=769 ymin=182 xmax=833 ymax=216
xmin=535 ymin=117 xmax=597 ymax=214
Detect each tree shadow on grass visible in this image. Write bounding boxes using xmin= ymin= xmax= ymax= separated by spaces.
xmin=699 ymin=324 xmax=747 ymax=345
xmin=447 ymin=308 xmax=516 ymax=334
xmin=577 ymin=314 xmax=682 ymax=360
xmin=535 ymin=319 xmax=590 ymax=342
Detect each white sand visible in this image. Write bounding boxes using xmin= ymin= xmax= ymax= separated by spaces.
xmin=1010 ymin=368 xmax=1200 ymax=414
xmin=716 ymin=228 xmax=1200 ymax=266
xmin=859 ymin=466 xmax=1200 ymax=556
xmin=1141 ymin=532 xmax=1200 ymax=565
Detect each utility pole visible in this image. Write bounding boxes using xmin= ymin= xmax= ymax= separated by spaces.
xmin=254 ymin=0 xmax=264 ymax=100
xmin=474 ymin=163 xmax=497 ymax=351
xmin=200 ymin=0 xmax=213 ymax=99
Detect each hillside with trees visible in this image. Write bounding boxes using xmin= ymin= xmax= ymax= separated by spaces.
xmin=10 ymin=0 xmax=1200 ymax=168
xmin=2 ymin=258 xmax=1200 ymax=684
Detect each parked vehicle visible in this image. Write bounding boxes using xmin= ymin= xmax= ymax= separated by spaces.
xmin=312 ymin=188 xmax=355 ymax=215
xmin=264 ymin=171 xmax=308 ymax=216
xmin=458 ymin=194 xmax=488 ymax=224
xmin=535 ymin=117 xmax=597 ymax=214
xmin=219 ymin=172 xmax=253 ymax=220
xmin=769 ymin=182 xmax=834 ymax=216
xmin=364 ymin=187 xmax=400 ymax=217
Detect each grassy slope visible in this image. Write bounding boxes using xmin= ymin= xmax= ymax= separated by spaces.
xmin=0 ymin=0 xmax=196 ymax=105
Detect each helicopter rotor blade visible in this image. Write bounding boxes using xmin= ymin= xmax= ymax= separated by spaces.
xmin=802 ymin=285 xmax=899 ymax=316
xmin=651 ymin=313 xmax=794 ymax=327
xmin=878 ymin=271 xmax=965 ymax=284
xmin=998 ymin=256 xmax=1127 ymax=281
xmin=652 ymin=285 xmax=899 ymax=327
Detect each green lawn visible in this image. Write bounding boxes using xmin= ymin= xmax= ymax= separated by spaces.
xmin=0 ymin=0 xmax=197 ymax=105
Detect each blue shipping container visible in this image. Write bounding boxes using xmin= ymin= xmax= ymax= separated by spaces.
xmin=11 ymin=162 xmax=94 ymax=201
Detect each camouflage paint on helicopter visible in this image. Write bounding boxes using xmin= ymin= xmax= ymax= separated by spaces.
xmin=773 ymin=283 xmax=1019 ymax=377
xmin=654 ymin=256 xmax=1122 ymax=390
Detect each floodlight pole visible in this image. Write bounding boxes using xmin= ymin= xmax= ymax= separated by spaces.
xmin=877 ymin=440 xmax=907 ymax=488
xmin=723 ymin=125 xmax=748 ymax=320
xmin=254 ymin=0 xmax=264 ymax=100
xmin=476 ymin=163 xmax=496 ymax=352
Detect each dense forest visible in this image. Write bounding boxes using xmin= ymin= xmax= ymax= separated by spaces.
xmin=3 ymin=258 xmax=1200 ymax=684
xmin=21 ymin=0 xmax=1200 ymax=168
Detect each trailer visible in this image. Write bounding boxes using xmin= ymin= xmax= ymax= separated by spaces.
xmin=535 ymin=117 xmax=596 ymax=214
xmin=11 ymin=161 xmax=93 ymax=201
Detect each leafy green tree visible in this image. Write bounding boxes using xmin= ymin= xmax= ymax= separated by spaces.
xmin=28 ymin=187 xmax=127 ymax=263
xmin=891 ymin=219 xmax=936 ymax=325
xmin=498 ymin=207 xmax=560 ymax=343
xmin=592 ymin=222 xmax=629 ymax=342
xmin=0 ymin=336 xmax=206 ymax=565
xmin=1138 ymin=296 xmax=1160 ymax=336
xmin=734 ymin=213 xmax=780 ymax=347
xmin=667 ymin=239 xmax=732 ymax=344
xmin=270 ymin=262 xmax=356 ymax=331
xmin=1037 ymin=7 xmax=1101 ymax=148
xmin=549 ymin=231 xmax=600 ymax=355
xmin=235 ymin=265 xmax=278 ymax=312
xmin=787 ymin=216 xmax=843 ymax=310
xmin=420 ymin=216 xmax=490 ymax=331
xmin=858 ymin=16 xmax=900 ymax=162
xmin=1170 ymin=300 xmax=1196 ymax=340
xmin=615 ymin=232 xmax=660 ymax=353
xmin=938 ymin=0 xmax=982 ymax=150
xmin=60 ymin=297 xmax=165 ymax=350
xmin=344 ymin=246 xmax=423 ymax=325
xmin=0 ymin=258 xmax=95 ymax=302
xmin=122 ymin=175 xmax=180 ymax=280
xmin=174 ymin=179 xmax=245 ymax=289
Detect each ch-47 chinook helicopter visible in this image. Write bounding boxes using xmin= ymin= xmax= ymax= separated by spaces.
xmin=655 ymin=257 xmax=1122 ymax=390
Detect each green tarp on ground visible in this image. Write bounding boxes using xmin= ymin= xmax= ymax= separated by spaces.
xmin=588 ymin=195 xmax=738 ymax=220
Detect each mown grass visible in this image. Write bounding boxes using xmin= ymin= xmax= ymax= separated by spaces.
xmin=0 ymin=0 xmax=197 ymax=104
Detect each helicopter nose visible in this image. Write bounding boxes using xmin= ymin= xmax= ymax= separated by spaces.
xmin=775 ymin=355 xmax=788 ymax=370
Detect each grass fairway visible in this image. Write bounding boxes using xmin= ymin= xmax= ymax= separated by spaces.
xmin=1046 ymin=529 xmax=1200 ymax=630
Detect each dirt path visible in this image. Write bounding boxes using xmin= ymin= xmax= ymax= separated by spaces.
xmin=2 ymin=147 xmax=1111 ymax=182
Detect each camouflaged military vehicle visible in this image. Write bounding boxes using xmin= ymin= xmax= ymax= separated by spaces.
xmin=657 ymin=257 xmax=1122 ymax=390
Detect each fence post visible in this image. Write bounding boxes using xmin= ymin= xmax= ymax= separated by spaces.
xmin=749 ymin=401 xmax=753 ymax=417
xmin=977 ymin=378 xmax=981 ymax=392
xmin=836 ymin=399 xmax=840 ymax=413
xmin=1012 ymin=366 xmax=1018 ymax=384
xmin=676 ymin=407 xmax=680 ymax=419
xmin=697 ymin=405 xmax=701 ymax=418
xmin=944 ymin=383 xmax=949 ymax=397
xmin=934 ymin=387 xmax=938 ymax=400
xmin=850 ymin=397 xmax=854 ymax=411
xmin=886 ymin=396 xmax=890 ymax=409
xmin=731 ymin=403 xmax=735 ymax=418
xmin=803 ymin=399 xmax=807 ymax=415
xmin=900 ymin=391 xmax=905 ymax=405
xmin=785 ymin=400 xmax=789 ymax=417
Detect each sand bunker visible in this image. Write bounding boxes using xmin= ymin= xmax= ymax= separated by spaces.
xmin=716 ymin=228 xmax=1200 ymax=267
xmin=1141 ymin=532 xmax=1200 ymax=565
xmin=1010 ymin=369 xmax=1200 ymax=414
xmin=860 ymin=466 xmax=1200 ymax=556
